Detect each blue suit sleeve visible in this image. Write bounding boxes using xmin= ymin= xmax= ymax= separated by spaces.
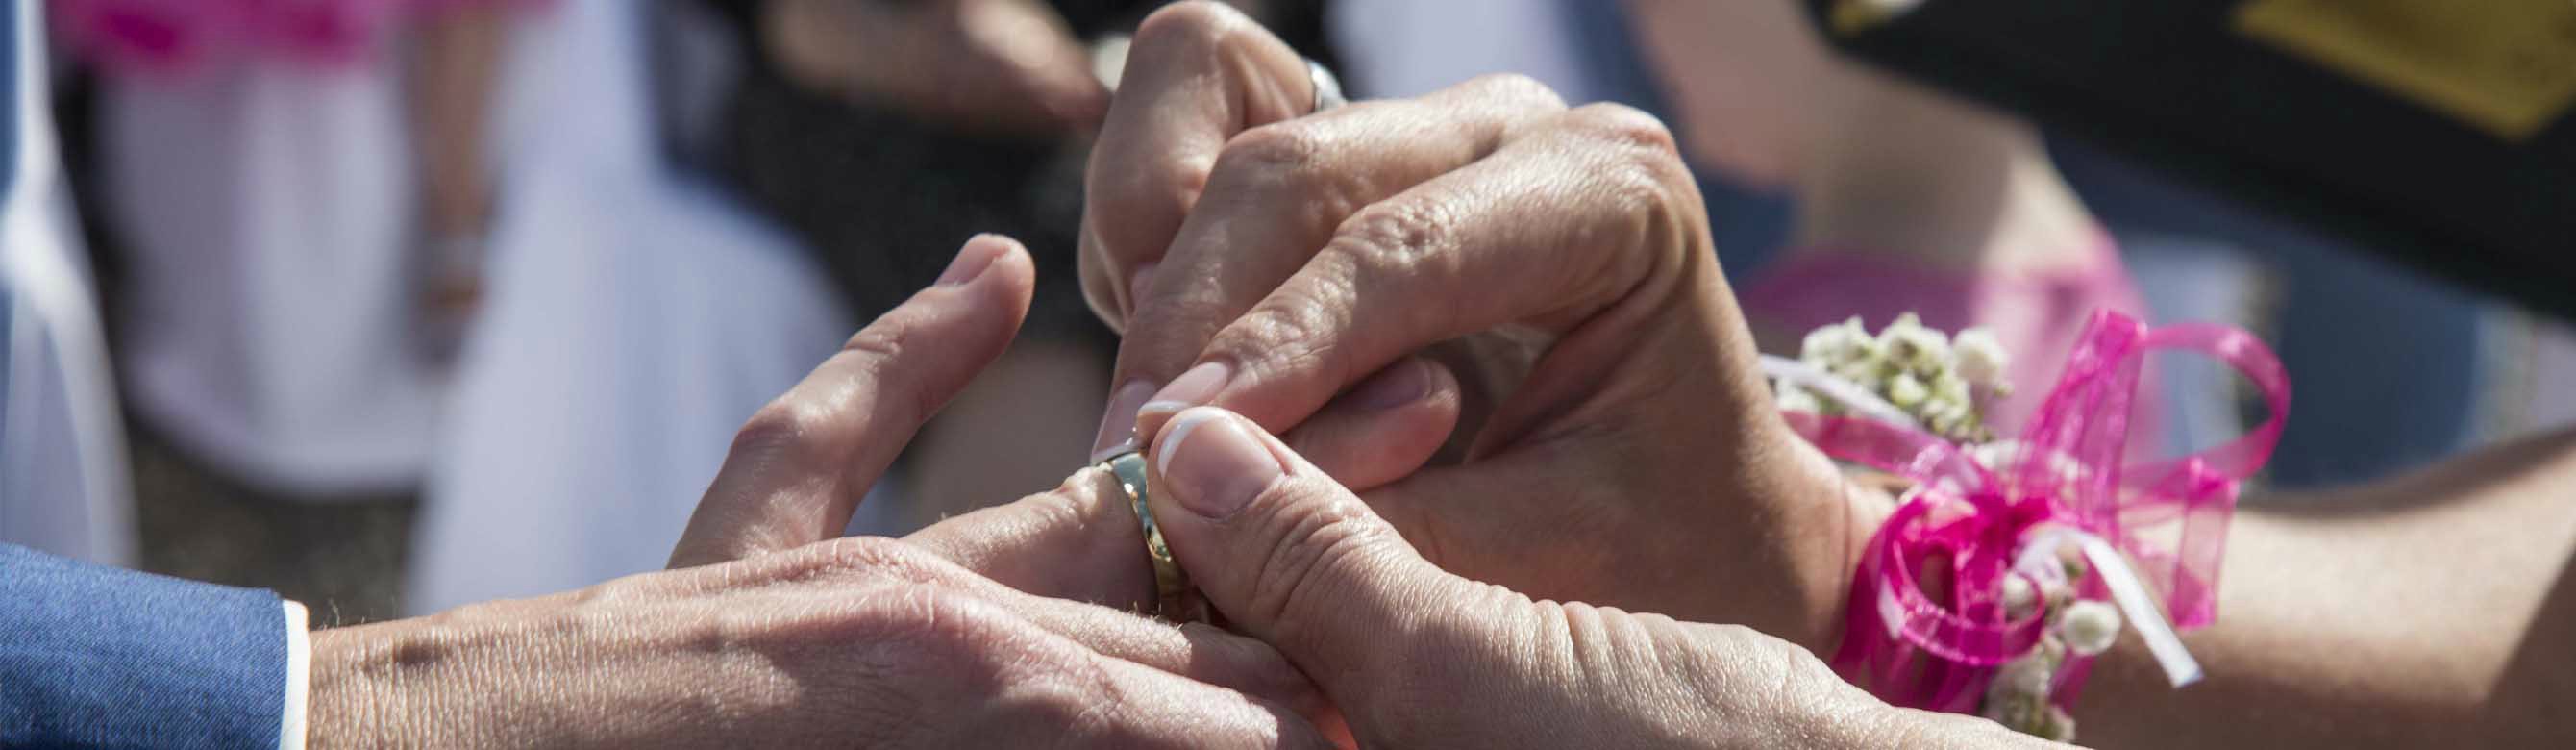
xmin=0 ymin=544 xmax=287 ymax=749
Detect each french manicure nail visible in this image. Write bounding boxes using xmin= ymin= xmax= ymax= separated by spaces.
xmin=1156 ymin=408 xmax=1283 ymax=519
xmin=1091 ymin=380 xmax=1159 ymax=462
xmin=1139 ymin=361 xmax=1233 ymax=423
xmin=937 ymin=236 xmax=1003 ymax=286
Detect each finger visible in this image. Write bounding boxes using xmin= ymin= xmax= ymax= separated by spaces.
xmin=1077 ymin=1 xmax=1311 ymax=336
xmin=739 ymin=535 xmax=1328 ymax=717
xmin=911 ymin=356 xmax=1456 ymax=607
xmin=936 ymin=0 xmax=1110 ymax=132
xmin=904 ymin=467 xmax=1156 ymax=609
xmin=776 ymin=584 xmax=1332 ymax=749
xmin=1276 ymin=356 xmax=1461 ymax=491
xmin=669 ymin=235 xmax=1036 ymax=568
xmin=1092 ymin=74 xmax=1569 ymax=460
xmin=1131 ymin=105 xmax=1717 ymax=445
xmin=1143 ymin=406 xmax=1493 ymax=694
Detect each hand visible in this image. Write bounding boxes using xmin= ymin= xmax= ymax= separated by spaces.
xmin=307 ymin=237 xmax=1334 ymax=748
xmin=759 ymin=0 xmax=1109 ymax=136
xmin=307 ymin=536 xmax=1330 ymax=748
xmin=1133 ymin=406 xmax=2054 ymax=748
xmin=672 ymin=234 xmax=1461 ymax=604
xmin=1079 ymin=2 xmax=1880 ymax=650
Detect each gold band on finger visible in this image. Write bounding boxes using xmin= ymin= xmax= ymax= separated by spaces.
xmin=1102 ymin=450 xmax=1205 ymax=622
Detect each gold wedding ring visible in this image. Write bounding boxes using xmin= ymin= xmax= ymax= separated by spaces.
xmin=1102 ymin=450 xmax=1206 ymax=622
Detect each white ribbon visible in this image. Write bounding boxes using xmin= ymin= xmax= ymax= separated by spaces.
xmin=2018 ymin=528 xmax=2204 ymax=688
xmin=1758 ymin=355 xmax=1922 ymax=430
xmin=1768 ymin=353 xmax=2203 ymax=688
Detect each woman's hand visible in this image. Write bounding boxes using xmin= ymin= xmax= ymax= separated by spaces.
xmin=1134 ymin=406 xmax=2051 ymax=748
xmin=1079 ymin=2 xmax=1880 ymax=650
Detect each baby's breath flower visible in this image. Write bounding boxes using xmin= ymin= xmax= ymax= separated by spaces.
xmin=1994 ymin=650 xmax=2056 ymax=698
xmin=2036 ymin=706 xmax=2077 ymax=742
xmin=1953 ymin=327 xmax=2010 ymax=388
xmin=2042 ymin=580 xmax=2076 ymax=611
xmin=1886 ymin=372 xmax=1929 ymax=408
xmin=1878 ymin=312 xmax=1950 ymax=372
xmin=1930 ymin=371 xmax=1972 ymax=410
xmin=2059 ymin=600 xmax=2122 ymax=656
xmin=2002 ymin=575 xmax=2039 ymax=620
xmin=1800 ymin=316 xmax=1877 ymax=369
xmin=1776 ymin=384 xmax=1823 ymax=414
xmin=2060 ymin=551 xmax=2090 ymax=584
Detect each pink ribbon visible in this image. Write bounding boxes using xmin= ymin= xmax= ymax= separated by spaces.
xmin=1784 ymin=310 xmax=2289 ymax=712
xmin=51 ymin=0 xmax=550 ymax=76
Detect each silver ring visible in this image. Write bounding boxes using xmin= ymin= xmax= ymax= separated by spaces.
xmin=1306 ymin=58 xmax=1347 ymax=113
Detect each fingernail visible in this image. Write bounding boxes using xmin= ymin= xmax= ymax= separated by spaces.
xmin=1090 ymin=379 xmax=1159 ymax=462
xmin=1156 ymin=408 xmax=1283 ymax=519
xmin=938 ymin=236 xmax=1004 ymax=286
xmin=1348 ymin=360 xmax=1428 ymax=412
xmin=1139 ymin=361 xmax=1232 ymax=424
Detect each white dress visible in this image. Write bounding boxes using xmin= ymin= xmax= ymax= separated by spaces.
xmin=2 ymin=0 xmax=133 ymax=563
xmin=100 ymin=26 xmax=440 ymax=496
xmin=404 ymin=0 xmax=851 ymax=612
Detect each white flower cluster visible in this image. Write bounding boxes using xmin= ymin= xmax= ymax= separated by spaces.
xmin=1776 ymin=312 xmax=2011 ymax=442
xmin=1982 ymin=551 xmax=2124 ymax=742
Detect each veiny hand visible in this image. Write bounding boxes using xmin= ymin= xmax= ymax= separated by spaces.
xmin=1079 ymin=2 xmax=1881 ymax=651
xmin=306 ymin=237 xmax=1348 ymax=748
xmin=307 ymin=535 xmax=1331 ymax=748
xmin=759 ymin=0 xmax=1109 ymax=136
xmin=1137 ymin=406 xmax=2056 ymax=748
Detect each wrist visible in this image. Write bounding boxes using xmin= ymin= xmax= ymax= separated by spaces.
xmin=308 ymin=621 xmax=443 ymax=748
xmin=1782 ymin=432 xmax=1899 ymax=656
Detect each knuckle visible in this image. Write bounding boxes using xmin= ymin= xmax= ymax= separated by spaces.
xmin=1336 ymin=198 xmax=1457 ymax=273
xmin=1210 ymin=290 xmax=1345 ymax=384
xmin=833 ymin=588 xmax=1011 ymax=684
xmin=1216 ymin=121 xmax=1328 ymax=177
xmin=804 ymin=537 xmax=944 ymax=584
xmin=1211 ymin=122 xmax=1347 ymax=203
xmin=1462 ymin=72 xmax=1568 ymax=112
xmin=839 ymin=323 xmax=912 ymax=367
xmin=1567 ymin=102 xmax=1684 ymax=158
xmin=1243 ymin=497 xmax=1387 ymax=643
xmin=1132 ymin=2 xmax=1251 ymax=61
xmin=730 ymin=398 xmax=834 ymax=466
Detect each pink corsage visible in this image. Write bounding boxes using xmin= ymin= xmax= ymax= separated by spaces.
xmin=51 ymin=0 xmax=549 ymax=77
xmin=1765 ymin=310 xmax=2290 ymax=741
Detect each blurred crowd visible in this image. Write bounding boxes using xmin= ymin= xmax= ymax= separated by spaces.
xmin=8 ymin=0 xmax=2573 ymax=624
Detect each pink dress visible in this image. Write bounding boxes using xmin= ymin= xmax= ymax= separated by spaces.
xmin=51 ymin=0 xmax=533 ymax=76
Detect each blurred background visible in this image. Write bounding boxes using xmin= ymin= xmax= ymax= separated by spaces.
xmin=5 ymin=0 xmax=2571 ymax=624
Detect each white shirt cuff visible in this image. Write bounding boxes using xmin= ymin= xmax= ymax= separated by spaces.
xmin=280 ymin=600 xmax=311 ymax=750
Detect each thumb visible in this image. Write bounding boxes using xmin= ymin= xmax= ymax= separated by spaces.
xmin=1143 ymin=406 xmax=1467 ymax=685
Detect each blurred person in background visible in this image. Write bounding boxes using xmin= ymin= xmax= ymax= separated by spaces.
xmin=1621 ymin=0 xmax=2157 ymax=441
xmin=4 ymin=0 xmax=131 ymax=566
xmin=1338 ymin=0 xmax=2574 ymax=481
xmin=675 ymin=0 xmax=1334 ymax=534
xmin=45 ymin=0 xmax=548 ymax=619
xmin=401 ymin=0 xmax=852 ymax=613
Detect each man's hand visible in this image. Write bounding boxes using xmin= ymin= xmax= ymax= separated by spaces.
xmin=306 ymin=535 xmax=1329 ymax=748
xmin=307 ymin=237 xmax=1332 ymax=747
